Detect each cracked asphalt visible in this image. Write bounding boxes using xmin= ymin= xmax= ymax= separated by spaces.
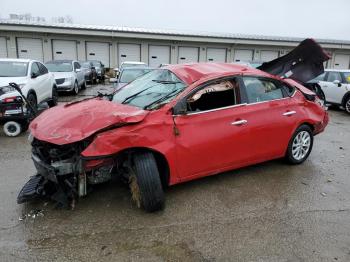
xmin=0 ymin=84 xmax=350 ymax=261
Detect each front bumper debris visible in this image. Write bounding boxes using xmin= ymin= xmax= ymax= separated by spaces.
xmin=17 ymin=175 xmax=45 ymax=204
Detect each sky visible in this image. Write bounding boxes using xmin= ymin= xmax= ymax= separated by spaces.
xmin=1 ymin=0 xmax=350 ymax=41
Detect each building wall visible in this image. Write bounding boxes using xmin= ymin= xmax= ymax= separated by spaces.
xmin=1 ymin=27 xmax=350 ymax=69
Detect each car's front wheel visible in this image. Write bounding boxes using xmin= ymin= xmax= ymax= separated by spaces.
xmin=344 ymin=96 xmax=350 ymax=114
xmin=129 ymin=152 xmax=165 ymax=212
xmin=286 ymin=125 xmax=314 ymax=164
xmin=48 ymin=87 xmax=58 ymax=107
xmin=72 ymin=81 xmax=79 ymax=95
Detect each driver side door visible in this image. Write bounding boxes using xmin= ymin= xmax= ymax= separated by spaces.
xmin=173 ymin=76 xmax=253 ymax=181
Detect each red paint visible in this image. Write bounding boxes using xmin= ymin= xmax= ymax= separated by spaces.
xmin=30 ymin=63 xmax=328 ymax=186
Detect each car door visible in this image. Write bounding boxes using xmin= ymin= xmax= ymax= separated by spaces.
xmin=320 ymin=71 xmax=346 ymax=104
xmin=173 ymin=76 xmax=257 ymax=180
xmin=37 ymin=62 xmax=52 ymax=100
xmin=73 ymin=62 xmax=84 ymax=85
xmin=27 ymin=62 xmax=45 ymax=103
xmin=238 ymin=75 xmax=297 ymax=160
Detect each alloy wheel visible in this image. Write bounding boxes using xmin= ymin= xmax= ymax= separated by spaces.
xmin=292 ymin=131 xmax=311 ymax=161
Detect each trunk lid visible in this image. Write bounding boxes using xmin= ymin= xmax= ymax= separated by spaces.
xmin=258 ymin=38 xmax=331 ymax=83
xmin=30 ymin=98 xmax=148 ymax=145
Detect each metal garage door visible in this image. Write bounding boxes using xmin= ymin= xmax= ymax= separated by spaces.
xmin=17 ymin=38 xmax=43 ymax=61
xmin=0 ymin=37 xmax=8 ymax=58
xmin=86 ymin=42 xmax=110 ymax=67
xmin=333 ymin=54 xmax=350 ymax=69
xmin=52 ymin=40 xmax=77 ymax=60
xmin=260 ymin=50 xmax=279 ymax=62
xmin=207 ymin=48 xmax=226 ymax=62
xmin=118 ymin=44 xmax=141 ymax=66
xmin=233 ymin=49 xmax=253 ymax=62
xmin=149 ymin=45 xmax=170 ymax=67
xmin=178 ymin=47 xmax=199 ymax=64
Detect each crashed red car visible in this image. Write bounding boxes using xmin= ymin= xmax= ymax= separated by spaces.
xmin=18 ymin=39 xmax=329 ymax=212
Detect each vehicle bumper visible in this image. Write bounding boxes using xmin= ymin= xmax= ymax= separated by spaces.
xmin=314 ymin=111 xmax=329 ymax=135
xmin=56 ymin=82 xmax=74 ymax=91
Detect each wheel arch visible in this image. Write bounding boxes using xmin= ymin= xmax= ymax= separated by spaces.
xmin=117 ymin=147 xmax=170 ymax=188
xmin=341 ymin=91 xmax=350 ymax=107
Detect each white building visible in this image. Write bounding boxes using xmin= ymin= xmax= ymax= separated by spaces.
xmin=1 ymin=20 xmax=350 ymax=69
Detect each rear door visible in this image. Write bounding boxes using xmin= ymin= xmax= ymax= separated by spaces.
xmin=239 ymin=75 xmax=297 ymax=159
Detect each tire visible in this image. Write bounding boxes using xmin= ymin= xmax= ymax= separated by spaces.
xmin=47 ymin=87 xmax=58 ymax=107
xmin=3 ymin=121 xmax=22 ymax=137
xmin=285 ymin=125 xmax=314 ymax=164
xmin=344 ymin=96 xmax=350 ymax=114
xmin=130 ymin=152 xmax=165 ymax=212
xmin=72 ymin=81 xmax=79 ymax=95
xmin=81 ymin=80 xmax=87 ymax=90
xmin=27 ymin=93 xmax=37 ymax=116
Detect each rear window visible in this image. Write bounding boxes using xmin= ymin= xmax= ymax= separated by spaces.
xmin=343 ymin=72 xmax=350 ymax=83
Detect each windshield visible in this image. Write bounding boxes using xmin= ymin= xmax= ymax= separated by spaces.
xmin=81 ymin=62 xmax=90 ymax=68
xmin=0 ymin=61 xmax=28 ymax=77
xmin=343 ymin=72 xmax=350 ymax=83
xmin=91 ymin=61 xmax=101 ymax=68
xmin=121 ymin=63 xmax=146 ymax=70
xmin=119 ymin=69 xmax=153 ymax=83
xmin=45 ymin=62 xmax=73 ymax=72
xmin=113 ymin=69 xmax=186 ymax=110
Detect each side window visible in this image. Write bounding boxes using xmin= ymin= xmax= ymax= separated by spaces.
xmin=187 ymin=78 xmax=241 ymax=112
xmin=243 ymin=77 xmax=284 ymax=103
xmin=327 ymin=72 xmax=342 ymax=82
xmin=30 ymin=63 xmax=40 ymax=77
xmin=74 ymin=62 xmax=81 ymax=70
xmin=37 ymin=62 xmax=48 ymax=75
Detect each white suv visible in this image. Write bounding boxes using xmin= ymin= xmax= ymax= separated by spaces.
xmin=0 ymin=59 xmax=58 ymax=109
xmin=312 ymin=69 xmax=350 ymax=114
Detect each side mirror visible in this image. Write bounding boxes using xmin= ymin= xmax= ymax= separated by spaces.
xmin=172 ymin=100 xmax=187 ymax=115
xmin=31 ymin=72 xmax=38 ymax=78
xmin=75 ymin=68 xmax=81 ymax=73
xmin=333 ymin=80 xmax=341 ymax=87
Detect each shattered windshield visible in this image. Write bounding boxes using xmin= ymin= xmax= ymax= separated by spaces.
xmin=113 ymin=69 xmax=186 ymax=110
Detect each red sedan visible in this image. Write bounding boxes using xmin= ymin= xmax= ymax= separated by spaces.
xmin=19 ymin=39 xmax=329 ymax=212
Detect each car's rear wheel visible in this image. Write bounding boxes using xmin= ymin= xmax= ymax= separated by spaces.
xmin=344 ymin=96 xmax=350 ymax=114
xmin=286 ymin=125 xmax=313 ymax=164
xmin=3 ymin=121 xmax=22 ymax=137
xmin=129 ymin=152 xmax=165 ymax=212
xmin=72 ymin=81 xmax=79 ymax=95
xmin=48 ymin=87 xmax=58 ymax=107
xmin=81 ymin=80 xmax=87 ymax=90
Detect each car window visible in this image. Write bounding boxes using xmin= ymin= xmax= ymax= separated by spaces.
xmin=313 ymin=72 xmax=326 ymax=81
xmin=74 ymin=62 xmax=81 ymax=70
xmin=327 ymin=72 xmax=342 ymax=82
xmin=37 ymin=62 xmax=48 ymax=75
xmin=186 ymin=78 xmax=240 ymax=112
xmin=243 ymin=77 xmax=284 ymax=103
xmin=0 ymin=61 xmax=28 ymax=77
xmin=342 ymin=72 xmax=350 ymax=83
xmin=31 ymin=62 xmax=41 ymax=77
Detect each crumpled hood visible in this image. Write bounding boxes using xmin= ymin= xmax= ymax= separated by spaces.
xmin=30 ymin=98 xmax=149 ymax=145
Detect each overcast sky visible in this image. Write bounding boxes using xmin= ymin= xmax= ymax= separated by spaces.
xmin=1 ymin=0 xmax=350 ymax=40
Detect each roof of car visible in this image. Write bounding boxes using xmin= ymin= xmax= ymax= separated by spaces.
xmin=325 ymin=69 xmax=350 ymax=73
xmin=165 ymin=63 xmax=271 ymax=84
xmin=46 ymin=60 xmax=74 ymax=63
xmin=121 ymin=61 xmax=147 ymax=65
xmin=121 ymin=66 xmax=154 ymax=70
xmin=0 ymin=58 xmax=32 ymax=63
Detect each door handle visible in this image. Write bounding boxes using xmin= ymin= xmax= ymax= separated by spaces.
xmin=283 ymin=111 xmax=296 ymax=116
xmin=231 ymin=119 xmax=248 ymax=126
